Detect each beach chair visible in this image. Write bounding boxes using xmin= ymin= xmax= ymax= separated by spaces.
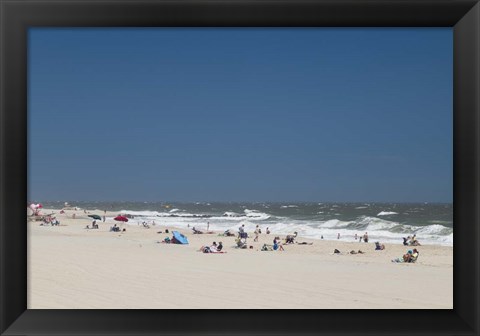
xmin=236 ymin=238 xmax=247 ymax=249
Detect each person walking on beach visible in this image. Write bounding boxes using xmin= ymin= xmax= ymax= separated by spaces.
xmin=254 ymin=225 xmax=260 ymax=242
xmin=337 ymin=233 xmax=340 ymax=239
xmin=207 ymin=222 xmax=210 ymax=231
xmin=363 ymin=232 xmax=369 ymax=243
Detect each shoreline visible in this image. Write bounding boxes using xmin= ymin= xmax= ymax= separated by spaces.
xmin=28 ymin=208 xmax=453 ymax=309
xmin=29 ymin=206 xmax=453 ymax=247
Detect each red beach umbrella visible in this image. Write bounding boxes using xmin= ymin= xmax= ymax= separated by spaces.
xmin=114 ymin=215 xmax=129 ymax=222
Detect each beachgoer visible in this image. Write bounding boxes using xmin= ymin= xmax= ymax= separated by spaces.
xmin=239 ymin=224 xmax=245 ymax=234
xmin=363 ymin=232 xmax=369 ymax=243
xmin=207 ymin=222 xmax=210 ymax=231
xmin=321 ymin=235 xmax=324 ymax=239
xmin=273 ymin=241 xmax=284 ymax=251
xmin=261 ymin=244 xmax=273 ymax=251
xmin=354 ymin=233 xmax=358 ymax=240
xmin=192 ymin=227 xmax=203 ymax=234
xmin=224 ymin=229 xmax=234 ymax=237
xmin=217 ymin=242 xmax=223 ymax=252
xmin=235 ymin=238 xmax=247 ymax=249
xmin=375 ymin=242 xmax=385 ymax=250
xmin=337 ymin=233 xmax=340 ymax=240
xmin=403 ymin=237 xmax=409 ymax=246
xmin=411 ymin=235 xmax=421 ymax=246
xmin=285 ymin=232 xmax=297 ymax=244
xmin=266 ymin=227 xmax=271 ymax=234
xmin=411 ymin=248 xmax=419 ymax=262
xmin=254 ymin=225 xmax=260 ymax=242
xmin=391 ymin=249 xmax=413 ymax=263
xmin=273 ymin=237 xmax=284 ymax=251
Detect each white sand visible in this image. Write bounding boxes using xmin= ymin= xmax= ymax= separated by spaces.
xmin=28 ymin=209 xmax=453 ymax=309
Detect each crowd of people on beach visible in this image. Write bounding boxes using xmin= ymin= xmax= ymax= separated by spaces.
xmin=31 ymin=204 xmax=425 ymax=263
xmin=41 ymin=215 xmax=60 ymax=226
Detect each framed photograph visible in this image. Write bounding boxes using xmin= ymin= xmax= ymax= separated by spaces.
xmin=1 ymin=0 xmax=479 ymax=335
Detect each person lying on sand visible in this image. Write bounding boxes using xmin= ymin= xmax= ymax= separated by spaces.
xmin=192 ymin=227 xmax=203 ymax=234
xmin=333 ymin=249 xmax=365 ymax=255
xmin=296 ymin=242 xmax=313 ymax=245
xmin=349 ymin=250 xmax=365 ymax=254
xmin=221 ymin=229 xmax=235 ymax=237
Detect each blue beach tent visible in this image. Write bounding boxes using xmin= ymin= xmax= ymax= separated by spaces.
xmin=172 ymin=231 xmax=189 ymax=244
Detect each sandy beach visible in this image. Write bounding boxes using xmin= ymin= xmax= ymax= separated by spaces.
xmin=28 ymin=208 xmax=453 ymax=309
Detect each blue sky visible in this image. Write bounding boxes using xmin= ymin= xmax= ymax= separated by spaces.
xmin=28 ymin=28 xmax=452 ymax=203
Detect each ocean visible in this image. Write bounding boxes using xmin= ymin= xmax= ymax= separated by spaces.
xmin=41 ymin=201 xmax=453 ymax=246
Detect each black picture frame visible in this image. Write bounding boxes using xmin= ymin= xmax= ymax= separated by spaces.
xmin=1 ymin=0 xmax=479 ymax=335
